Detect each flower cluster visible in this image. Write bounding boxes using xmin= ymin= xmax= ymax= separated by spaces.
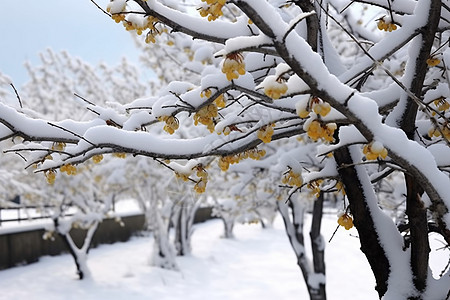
xmin=312 ymin=101 xmax=331 ymax=117
xmin=307 ymin=179 xmax=323 ymax=198
xmin=297 ymin=97 xmax=331 ymax=119
xmin=60 ymin=164 xmax=77 ymax=175
xmin=219 ymin=124 xmax=242 ymax=136
xmin=201 ymin=89 xmax=226 ymax=108
xmin=175 ymin=172 xmax=190 ymax=182
xmin=337 ymin=213 xmax=354 ymax=230
xmin=194 ymin=179 xmax=207 ymax=194
xmin=433 ymin=97 xmax=450 ymax=112
xmin=377 ymin=18 xmax=397 ymax=32
xmin=195 ymin=165 xmax=208 ymax=180
xmin=194 ymin=165 xmax=208 ymax=194
xmin=92 ymin=154 xmax=103 ymax=164
xmin=127 ymin=16 xmax=157 ymax=34
xmin=218 ymin=148 xmax=266 ymax=171
xmin=111 ymin=13 xmax=126 ymax=24
xmin=363 ymin=141 xmax=388 ymax=160
xmin=106 ymin=1 xmax=126 ymax=23
xmin=113 ymin=152 xmax=127 ymax=159
xmin=51 ymin=142 xmax=66 ymax=151
xmin=304 ymin=119 xmax=336 ymax=142
xmin=221 ymin=126 xmax=231 ymax=136
xmin=108 ymin=1 xmax=161 ymax=45
xmin=427 ymin=98 xmax=450 ymax=140
xmin=281 ymin=169 xmax=303 ymax=187
xmin=194 ymin=104 xmax=218 ymax=132
xmin=144 ymin=17 xmax=162 ymax=44
xmin=297 ymin=105 xmax=310 ymax=119
xmin=217 ymin=154 xmax=245 ymax=171
xmin=426 ymin=57 xmax=441 ymax=67
xmin=428 ymin=124 xmax=450 ymax=141
xmin=198 ymin=0 xmax=226 ymax=21
xmin=215 ymin=94 xmax=226 ymax=108
xmin=257 ymin=124 xmax=275 ymax=143
xmin=200 ymin=88 xmax=213 ymax=98
xmin=222 ymin=53 xmax=246 ymax=81
xmin=159 ymin=115 xmax=179 ymax=134
xmin=44 ymin=170 xmax=56 ymax=185
xmin=144 ymin=29 xmax=161 ymax=44
xmin=264 ymin=80 xmax=288 ymax=100
xmin=335 ymin=181 xmax=346 ymax=196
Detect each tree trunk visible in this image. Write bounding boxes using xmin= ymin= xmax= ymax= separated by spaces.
xmin=149 ymin=205 xmax=178 ymax=270
xmin=334 ymin=147 xmax=390 ymax=298
xmin=310 ymin=193 xmax=326 ymax=300
xmin=394 ymin=0 xmax=440 ymax=295
xmin=174 ymin=198 xmax=200 ymax=256
xmin=60 ymin=233 xmax=87 ymax=280
xmin=56 ymin=220 xmax=98 ymax=280
xmin=221 ymin=216 xmax=235 ymax=239
xmin=277 ymin=198 xmax=326 ymax=300
xmin=405 ymin=175 xmax=429 ymax=296
xmin=174 ymin=204 xmax=187 ymax=255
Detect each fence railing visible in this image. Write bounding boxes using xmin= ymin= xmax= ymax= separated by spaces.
xmin=0 ymin=205 xmax=59 ymax=226
xmin=0 ymin=197 xmax=119 ymax=226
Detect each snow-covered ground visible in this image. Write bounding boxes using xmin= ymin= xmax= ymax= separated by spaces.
xmin=0 ymin=214 xmax=446 ymax=299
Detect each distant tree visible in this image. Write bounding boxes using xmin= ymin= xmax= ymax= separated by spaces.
xmin=0 ymin=50 xmax=147 ymax=279
xmin=0 ymin=0 xmax=449 ymax=299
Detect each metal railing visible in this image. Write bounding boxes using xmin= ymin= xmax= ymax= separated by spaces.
xmin=0 ymin=195 xmax=119 ymax=226
xmin=0 ymin=205 xmax=58 ymax=226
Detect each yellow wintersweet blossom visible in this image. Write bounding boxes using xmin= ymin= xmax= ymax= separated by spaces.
xmin=198 ymin=0 xmax=226 ymax=21
xmin=304 ymin=120 xmax=336 ymax=142
xmin=257 ymin=124 xmax=275 ymax=143
xmin=159 ymin=115 xmax=179 ymax=134
xmin=264 ymin=81 xmax=288 ymax=100
xmin=222 ymin=53 xmax=246 ymax=81
xmin=377 ymin=18 xmax=397 ymax=32
xmin=92 ymin=154 xmax=103 ymax=164
xmin=427 ymin=57 xmax=441 ymax=67
xmin=338 ymin=213 xmax=354 ymax=230
xmin=281 ymin=170 xmax=303 ymax=187
xmin=45 ymin=170 xmax=56 ymax=185
xmin=363 ymin=141 xmax=388 ymax=160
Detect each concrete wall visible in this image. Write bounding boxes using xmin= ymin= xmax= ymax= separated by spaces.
xmin=0 ymin=214 xmax=146 ymax=270
xmin=0 ymin=207 xmax=213 ymax=270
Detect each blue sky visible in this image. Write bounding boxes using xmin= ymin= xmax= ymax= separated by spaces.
xmin=0 ymin=0 xmax=142 ymax=86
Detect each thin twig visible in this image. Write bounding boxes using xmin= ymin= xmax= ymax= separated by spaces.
xmin=14 ymin=152 xmax=27 ymax=162
xmin=90 ymin=0 xmax=111 ymax=17
xmin=74 ymin=93 xmax=96 ymax=106
xmin=169 ymin=91 xmax=195 ymax=110
xmin=4 ymin=147 xmax=72 ymax=156
xmin=328 ymin=225 xmax=340 ymax=243
xmin=47 ymin=122 xmax=96 ymax=147
xmin=86 ymin=107 xmax=100 ymax=116
xmin=387 ymin=0 xmax=395 ymax=25
xmin=153 ymin=158 xmax=197 ymax=183
xmin=10 ymin=83 xmax=22 ymax=108
xmin=339 ymin=0 xmax=356 ymax=14
xmin=283 ymin=11 xmax=316 ymax=41
xmin=430 ymin=38 xmax=450 ymax=56
xmin=126 ymin=106 xmax=153 ymax=112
